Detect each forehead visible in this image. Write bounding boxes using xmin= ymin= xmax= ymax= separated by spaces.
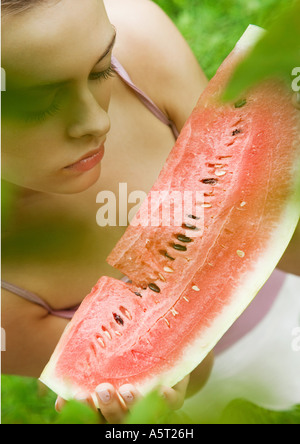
xmin=2 ymin=0 xmax=112 ymax=87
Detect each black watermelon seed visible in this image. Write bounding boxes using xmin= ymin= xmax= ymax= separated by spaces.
xmin=182 ymin=223 xmax=198 ymax=230
xmin=172 ymin=243 xmax=187 ymax=252
xmin=232 ymin=129 xmax=242 ymax=136
xmin=134 ymin=292 xmax=142 ymax=298
xmin=160 ymin=250 xmax=175 ymax=261
xmin=177 ymin=234 xmax=193 ymax=243
xmin=149 ymin=283 xmax=161 ymax=293
xmin=234 ymin=99 xmax=247 ymax=108
xmin=165 ymin=253 xmax=175 ymax=261
xmin=113 ymin=313 xmax=124 ymax=326
xmin=188 ymin=214 xmax=200 ymax=220
xmin=201 ymin=178 xmax=218 ymax=185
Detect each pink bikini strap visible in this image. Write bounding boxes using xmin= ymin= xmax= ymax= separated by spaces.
xmin=1 ymin=280 xmax=79 ymax=320
xmin=111 ymin=55 xmax=179 ymax=140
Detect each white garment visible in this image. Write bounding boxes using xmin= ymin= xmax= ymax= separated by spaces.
xmin=184 ymin=272 xmax=300 ymax=422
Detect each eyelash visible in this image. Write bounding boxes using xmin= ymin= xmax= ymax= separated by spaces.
xmin=89 ymin=65 xmax=115 ymax=82
xmin=24 ymin=64 xmax=115 ymax=123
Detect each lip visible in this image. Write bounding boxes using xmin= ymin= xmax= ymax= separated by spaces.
xmin=64 ymin=144 xmax=105 ymax=173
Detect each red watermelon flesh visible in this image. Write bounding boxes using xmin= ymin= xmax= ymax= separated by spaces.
xmin=40 ymin=26 xmax=300 ymax=402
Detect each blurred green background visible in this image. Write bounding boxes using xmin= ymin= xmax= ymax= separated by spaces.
xmin=2 ymin=0 xmax=298 ymax=425
xmin=154 ymin=0 xmax=289 ymax=79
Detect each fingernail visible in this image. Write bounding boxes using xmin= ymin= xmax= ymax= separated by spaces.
xmin=55 ymin=398 xmax=62 ymax=413
xmin=119 ymin=390 xmax=134 ymax=403
xmin=96 ymin=388 xmax=111 ymax=404
xmin=159 ymin=389 xmax=167 ymax=400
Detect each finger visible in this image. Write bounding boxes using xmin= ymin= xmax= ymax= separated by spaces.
xmin=55 ymin=396 xmax=66 ymax=413
xmin=118 ymin=384 xmax=142 ymax=410
xmin=292 ymin=92 xmax=300 ymax=109
xmin=160 ymin=375 xmax=190 ymax=410
xmin=161 ymin=386 xmax=183 ymax=410
xmin=55 ymin=394 xmax=97 ymax=412
xmin=95 ymin=383 xmax=127 ymax=424
xmin=55 ymin=394 xmax=105 ymax=424
xmin=74 ymin=393 xmax=98 ymax=412
xmin=173 ymin=374 xmax=191 ymax=394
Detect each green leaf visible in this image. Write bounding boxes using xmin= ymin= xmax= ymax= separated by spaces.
xmin=124 ymin=389 xmax=193 ymax=424
xmin=220 ymin=399 xmax=300 ymax=424
xmin=223 ymin=0 xmax=300 ymax=101
xmin=1 ymin=375 xmax=58 ymax=424
xmin=125 ymin=390 xmax=170 ymax=424
xmin=55 ymin=400 xmax=101 ymax=425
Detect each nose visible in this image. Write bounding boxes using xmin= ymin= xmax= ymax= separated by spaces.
xmin=67 ymin=90 xmax=111 ymax=140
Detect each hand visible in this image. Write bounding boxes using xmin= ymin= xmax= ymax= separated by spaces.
xmin=55 ymin=384 xmax=141 ymax=424
xmin=292 ymin=92 xmax=300 ymax=109
xmin=55 ymin=375 xmax=190 ymax=424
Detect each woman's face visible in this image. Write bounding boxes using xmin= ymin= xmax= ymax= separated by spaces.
xmin=2 ymin=0 xmax=115 ymax=194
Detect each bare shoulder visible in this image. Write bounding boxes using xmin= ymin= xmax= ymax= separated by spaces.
xmin=2 ymin=287 xmax=68 ymax=376
xmin=104 ymin=0 xmax=208 ymax=130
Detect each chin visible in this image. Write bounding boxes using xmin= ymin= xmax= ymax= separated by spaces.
xmin=59 ymin=165 xmax=102 ymax=195
xmin=36 ymin=164 xmax=103 ymax=195
xmin=7 ymin=164 xmax=102 ymax=195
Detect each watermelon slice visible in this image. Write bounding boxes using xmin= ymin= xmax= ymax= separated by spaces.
xmin=40 ymin=25 xmax=300 ymax=403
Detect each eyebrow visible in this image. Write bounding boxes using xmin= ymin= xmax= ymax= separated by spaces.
xmin=14 ymin=30 xmax=117 ymax=94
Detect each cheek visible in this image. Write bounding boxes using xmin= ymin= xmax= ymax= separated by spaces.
xmin=2 ymin=122 xmax=63 ymax=187
xmin=2 ymin=121 xmax=103 ymax=195
xmin=91 ymin=80 xmax=112 ymax=112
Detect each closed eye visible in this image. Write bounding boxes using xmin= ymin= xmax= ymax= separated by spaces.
xmin=23 ymin=65 xmax=115 ymax=123
xmin=89 ymin=65 xmax=115 ymax=82
xmin=12 ymin=64 xmax=116 ymax=125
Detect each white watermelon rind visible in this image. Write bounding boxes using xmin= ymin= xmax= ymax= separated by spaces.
xmin=139 ymin=191 xmax=300 ymax=395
